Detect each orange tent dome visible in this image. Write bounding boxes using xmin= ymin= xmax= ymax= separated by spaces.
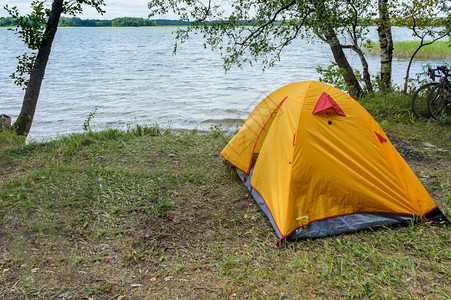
xmin=221 ymin=81 xmax=449 ymax=243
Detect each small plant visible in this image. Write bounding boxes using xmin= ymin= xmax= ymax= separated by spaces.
xmin=436 ymin=115 xmax=451 ymax=125
xmin=73 ymin=255 xmax=83 ymax=266
xmin=404 ymin=63 xmax=434 ymax=93
xmin=316 ymin=63 xmax=363 ymax=95
xmin=409 ymin=133 xmax=422 ymax=141
xmin=175 ymin=264 xmax=183 ymax=271
xmin=317 ymin=63 xmax=349 ymax=92
xmin=163 ymin=121 xmax=173 ymax=135
xmin=110 ymin=206 xmax=119 ymax=214
xmin=209 ymin=124 xmax=223 ymax=138
xmin=134 ymin=123 xmax=161 ymax=136
xmin=83 ymin=107 xmax=98 ymax=132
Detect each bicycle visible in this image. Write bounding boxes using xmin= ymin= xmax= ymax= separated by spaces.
xmin=411 ymin=67 xmax=441 ymax=120
xmin=427 ymin=66 xmax=450 ymax=120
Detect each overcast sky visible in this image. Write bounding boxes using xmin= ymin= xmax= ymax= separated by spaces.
xmin=0 ymin=0 xmax=158 ymax=19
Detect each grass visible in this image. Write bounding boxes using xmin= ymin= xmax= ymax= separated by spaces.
xmin=0 ymin=97 xmax=450 ymax=299
xmin=365 ymin=40 xmax=450 ymax=59
xmin=0 ymin=130 xmax=25 ymax=149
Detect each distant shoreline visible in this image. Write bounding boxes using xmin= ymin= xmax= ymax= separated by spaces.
xmin=0 ymin=17 xmax=190 ymax=27
xmin=1 ymin=16 xmax=448 ymax=29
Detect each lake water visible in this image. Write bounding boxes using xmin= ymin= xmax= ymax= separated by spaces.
xmin=0 ymin=27 xmax=446 ymax=141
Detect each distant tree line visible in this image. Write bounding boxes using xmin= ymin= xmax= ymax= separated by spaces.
xmin=0 ymin=16 xmax=15 ymax=26
xmin=2 ymin=15 xmax=449 ymax=28
xmin=0 ymin=16 xmax=192 ymax=27
xmin=59 ymin=17 xmax=111 ymax=26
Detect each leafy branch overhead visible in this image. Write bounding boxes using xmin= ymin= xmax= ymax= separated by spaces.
xmin=150 ymin=0 xmax=315 ymax=70
xmin=149 ymin=0 xmax=449 ymax=98
xmin=5 ymin=0 xmax=105 ymax=88
xmin=149 ymin=0 xmax=378 ymax=98
xmin=4 ymin=1 xmax=47 ymax=88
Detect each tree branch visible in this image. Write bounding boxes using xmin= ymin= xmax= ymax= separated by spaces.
xmin=236 ymin=0 xmax=298 ymax=46
xmin=276 ymin=23 xmax=305 ymax=59
xmin=350 ymin=2 xmax=359 ymax=45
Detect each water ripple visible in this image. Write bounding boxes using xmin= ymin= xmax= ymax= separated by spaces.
xmin=0 ymin=27 xmax=445 ymax=141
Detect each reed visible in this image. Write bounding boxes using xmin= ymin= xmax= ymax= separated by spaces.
xmin=365 ymin=40 xmax=450 ymax=59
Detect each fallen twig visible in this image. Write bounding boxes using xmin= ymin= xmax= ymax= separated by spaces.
xmin=10 ymin=279 xmax=20 ymax=290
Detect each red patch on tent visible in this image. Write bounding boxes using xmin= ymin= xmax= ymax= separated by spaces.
xmin=375 ymin=132 xmax=387 ymax=143
xmin=312 ymin=92 xmax=346 ymax=117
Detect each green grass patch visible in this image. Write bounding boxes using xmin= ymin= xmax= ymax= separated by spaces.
xmin=0 ymin=105 xmax=449 ymax=299
xmin=359 ymin=91 xmax=450 ymax=148
xmin=0 ymin=130 xmax=25 ymax=149
xmin=365 ymin=40 xmax=450 ymax=59
xmin=360 ymin=91 xmax=414 ymax=123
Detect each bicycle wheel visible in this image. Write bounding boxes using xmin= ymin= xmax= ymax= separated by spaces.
xmin=428 ymin=83 xmax=451 ymax=120
xmin=412 ymin=82 xmax=439 ymax=119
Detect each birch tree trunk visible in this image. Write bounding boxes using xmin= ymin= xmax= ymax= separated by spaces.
xmin=377 ymin=0 xmax=393 ymax=92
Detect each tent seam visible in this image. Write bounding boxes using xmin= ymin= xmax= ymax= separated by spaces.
xmin=246 ymin=96 xmax=288 ymax=175
xmin=250 ymin=182 xmax=286 ymax=239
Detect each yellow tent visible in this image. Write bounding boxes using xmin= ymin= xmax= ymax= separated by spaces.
xmin=221 ymin=81 xmax=448 ymax=243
